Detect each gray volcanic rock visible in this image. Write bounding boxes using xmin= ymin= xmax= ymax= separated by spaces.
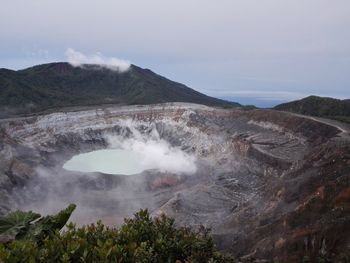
xmin=0 ymin=103 xmax=349 ymax=262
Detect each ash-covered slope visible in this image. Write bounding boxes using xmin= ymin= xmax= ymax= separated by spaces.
xmin=0 ymin=62 xmax=238 ymax=118
xmin=0 ymin=103 xmax=349 ymax=261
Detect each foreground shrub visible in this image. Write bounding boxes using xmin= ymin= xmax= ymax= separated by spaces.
xmin=0 ymin=206 xmax=233 ymax=262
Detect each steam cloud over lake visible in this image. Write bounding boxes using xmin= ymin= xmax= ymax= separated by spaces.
xmin=105 ymin=120 xmax=197 ymax=175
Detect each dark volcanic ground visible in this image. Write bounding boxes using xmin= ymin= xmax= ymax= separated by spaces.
xmin=0 ymin=103 xmax=349 ymax=262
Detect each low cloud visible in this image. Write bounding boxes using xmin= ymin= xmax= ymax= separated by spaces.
xmin=65 ymin=48 xmax=130 ymax=72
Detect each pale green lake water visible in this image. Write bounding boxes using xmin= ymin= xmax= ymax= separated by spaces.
xmin=63 ymin=149 xmax=145 ymax=175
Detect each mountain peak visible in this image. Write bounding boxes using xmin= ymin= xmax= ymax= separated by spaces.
xmin=0 ymin=62 xmax=240 ymax=118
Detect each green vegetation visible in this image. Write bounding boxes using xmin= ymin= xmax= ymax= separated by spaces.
xmin=0 ymin=205 xmax=233 ymax=262
xmin=0 ymin=63 xmax=239 ymax=118
xmin=327 ymin=115 xmax=350 ymax=124
xmin=274 ymin=95 xmax=350 ymax=123
xmin=0 ymin=204 xmax=76 ymax=244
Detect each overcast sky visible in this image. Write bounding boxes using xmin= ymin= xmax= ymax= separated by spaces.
xmin=1 ymin=0 xmax=349 ymax=106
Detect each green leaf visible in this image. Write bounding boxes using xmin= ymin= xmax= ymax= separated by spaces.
xmin=0 ymin=210 xmax=41 ymax=242
xmin=25 ymin=204 xmax=76 ymax=242
xmin=0 ymin=204 xmax=76 ymax=243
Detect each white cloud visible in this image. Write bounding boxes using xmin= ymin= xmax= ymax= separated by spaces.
xmin=65 ymin=48 xmax=130 ymax=72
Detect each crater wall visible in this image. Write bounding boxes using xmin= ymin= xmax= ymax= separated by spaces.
xmin=0 ymin=103 xmax=349 ymax=261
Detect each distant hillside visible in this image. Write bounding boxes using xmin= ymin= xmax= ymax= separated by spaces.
xmin=274 ymin=95 xmax=350 ymax=123
xmin=0 ymin=62 xmax=239 ymax=118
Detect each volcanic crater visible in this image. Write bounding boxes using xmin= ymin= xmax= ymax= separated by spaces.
xmin=0 ymin=103 xmax=349 ymax=260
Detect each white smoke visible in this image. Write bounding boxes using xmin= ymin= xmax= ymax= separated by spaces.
xmin=65 ymin=48 xmax=130 ymax=72
xmin=106 ymin=120 xmax=197 ymax=175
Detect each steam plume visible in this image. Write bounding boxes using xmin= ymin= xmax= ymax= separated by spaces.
xmin=106 ymin=131 xmax=197 ymax=175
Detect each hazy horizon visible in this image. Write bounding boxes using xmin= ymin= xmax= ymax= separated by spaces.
xmin=1 ymin=0 xmax=349 ymax=106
